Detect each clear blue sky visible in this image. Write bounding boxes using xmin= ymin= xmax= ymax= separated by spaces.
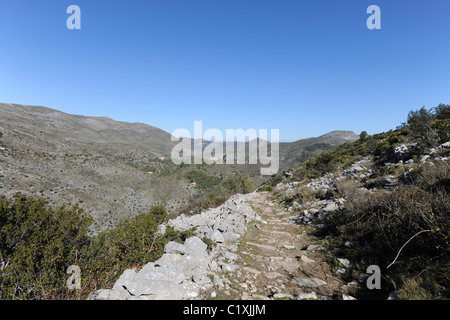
xmin=1 ymin=0 xmax=449 ymax=142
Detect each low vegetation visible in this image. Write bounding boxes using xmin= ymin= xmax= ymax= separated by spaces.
xmin=267 ymin=104 xmax=449 ymax=299
xmin=321 ymin=174 xmax=449 ymax=299
xmin=0 ymin=195 xmax=194 ymax=300
xmin=180 ymin=173 xmax=255 ymax=215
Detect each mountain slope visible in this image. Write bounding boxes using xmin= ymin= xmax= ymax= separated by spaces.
xmin=0 ymin=103 xmax=356 ymax=232
xmin=0 ymin=103 xmax=175 ymax=157
xmin=279 ymin=130 xmax=359 ymax=170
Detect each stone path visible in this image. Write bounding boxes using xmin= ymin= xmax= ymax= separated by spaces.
xmin=205 ymin=192 xmax=344 ymax=300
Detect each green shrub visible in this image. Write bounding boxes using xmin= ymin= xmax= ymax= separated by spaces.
xmin=220 ymin=174 xmax=255 ymax=195
xmin=374 ymin=140 xmax=390 ymax=157
xmin=82 ymin=205 xmax=195 ymax=291
xmin=185 ymin=170 xmax=222 ymax=189
xmin=388 ymin=133 xmax=405 ymax=145
xmin=0 ymin=196 xmax=195 ymax=300
xmin=430 ymin=119 xmax=450 ymax=144
xmin=0 ymin=195 xmax=93 ymax=299
xmin=258 ymin=185 xmax=274 ymax=192
xmin=304 ymin=143 xmax=333 ymax=152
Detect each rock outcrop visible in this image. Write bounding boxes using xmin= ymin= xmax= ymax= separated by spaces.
xmin=159 ymin=193 xmax=261 ymax=243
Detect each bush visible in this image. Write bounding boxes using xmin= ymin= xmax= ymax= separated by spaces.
xmin=258 ymin=185 xmax=274 ymax=192
xmin=220 ymin=174 xmax=254 ymax=195
xmin=321 ymin=182 xmax=449 ymax=299
xmin=185 ymin=170 xmax=222 ymax=189
xmin=0 ymin=195 xmax=93 ymax=299
xmin=81 ymin=205 xmax=195 ymax=292
xmin=0 ymin=196 xmax=195 ymax=300
xmin=430 ymin=119 xmax=450 ymax=144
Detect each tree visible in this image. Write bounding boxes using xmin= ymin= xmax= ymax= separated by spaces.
xmin=360 ymin=131 xmax=369 ymax=141
xmin=434 ymin=104 xmax=450 ymax=120
xmin=406 ymin=107 xmax=434 ymax=137
xmin=406 ymin=106 xmax=444 ymax=150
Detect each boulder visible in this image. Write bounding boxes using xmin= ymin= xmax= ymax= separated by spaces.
xmin=393 ymin=144 xmax=417 ymax=161
xmin=208 ymin=230 xmax=224 ymax=243
xmin=185 ymin=236 xmax=208 ymax=258
xmin=164 ymin=241 xmax=187 ymax=255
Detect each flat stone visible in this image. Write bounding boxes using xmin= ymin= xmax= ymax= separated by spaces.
xmin=295 ymin=292 xmax=318 ymax=300
xmin=264 ymin=272 xmax=282 ymax=279
xmin=247 ymin=242 xmax=277 ymax=251
xmin=300 ymin=255 xmax=315 ymax=263
xmin=208 ymin=230 xmax=224 ymax=243
xmin=164 ymin=241 xmax=187 ymax=255
xmin=250 ymin=294 xmax=271 ymax=301
xmin=89 ymin=289 xmax=124 ymax=300
xmin=243 ymin=266 xmax=261 ymax=276
xmin=273 ymin=293 xmax=293 ymax=299
xmin=292 ymin=277 xmax=326 ymax=288
xmin=222 ymin=231 xmax=240 ymax=242
xmin=335 ymin=267 xmax=346 ymax=274
xmin=221 ymin=263 xmax=236 ymax=272
xmin=338 ymin=258 xmax=351 ymax=268
xmin=239 ymin=283 xmax=248 ymax=289
xmin=184 ymin=236 xmax=208 ymax=257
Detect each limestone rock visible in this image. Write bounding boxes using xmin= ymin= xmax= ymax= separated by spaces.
xmin=292 ymin=277 xmax=326 ymax=288
xmin=164 ymin=241 xmax=187 ymax=255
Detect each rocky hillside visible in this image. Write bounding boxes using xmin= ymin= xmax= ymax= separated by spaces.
xmin=265 ymin=105 xmax=449 ymax=299
xmin=0 ymin=103 xmax=355 ymax=233
xmin=90 ymin=104 xmax=449 ymax=301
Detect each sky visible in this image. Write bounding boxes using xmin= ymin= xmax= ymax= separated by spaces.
xmin=0 ymin=0 xmax=449 ymax=142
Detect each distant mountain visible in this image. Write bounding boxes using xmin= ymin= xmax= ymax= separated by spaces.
xmin=0 ymin=103 xmax=357 ymax=232
xmin=279 ymin=130 xmax=359 ymax=170
xmin=0 ymin=103 xmax=175 ymax=157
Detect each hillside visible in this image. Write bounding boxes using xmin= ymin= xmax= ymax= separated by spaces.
xmin=279 ymin=130 xmax=359 ymax=170
xmin=0 ymin=103 xmax=355 ymax=233
xmin=261 ymin=104 xmax=450 ymax=299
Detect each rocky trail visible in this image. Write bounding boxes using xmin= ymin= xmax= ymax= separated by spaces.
xmin=211 ymin=192 xmax=344 ymax=300
xmin=91 ymin=190 xmax=347 ymax=300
